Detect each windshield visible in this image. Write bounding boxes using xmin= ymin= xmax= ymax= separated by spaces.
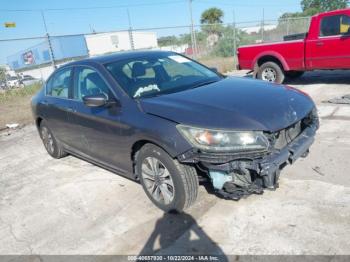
xmin=105 ymin=52 xmax=221 ymax=98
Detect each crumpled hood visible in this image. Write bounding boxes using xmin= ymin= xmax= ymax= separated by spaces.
xmin=139 ymin=77 xmax=315 ymax=132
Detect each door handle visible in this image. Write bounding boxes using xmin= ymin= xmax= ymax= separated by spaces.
xmin=41 ymin=100 xmax=49 ymax=105
xmin=66 ymin=107 xmax=75 ymax=112
xmin=316 ymin=41 xmax=324 ymax=46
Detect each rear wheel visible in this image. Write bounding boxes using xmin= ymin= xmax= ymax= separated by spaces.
xmin=40 ymin=120 xmax=67 ymax=159
xmin=136 ymin=143 xmax=198 ymax=212
xmin=257 ymin=61 xmax=285 ymax=84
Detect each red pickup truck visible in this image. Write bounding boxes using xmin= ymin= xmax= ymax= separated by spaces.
xmin=237 ymin=9 xmax=350 ymax=83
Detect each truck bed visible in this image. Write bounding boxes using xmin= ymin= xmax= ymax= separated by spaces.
xmin=238 ymin=40 xmax=305 ymax=71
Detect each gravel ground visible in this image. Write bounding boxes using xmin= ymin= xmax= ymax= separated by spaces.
xmin=0 ymin=70 xmax=350 ymax=256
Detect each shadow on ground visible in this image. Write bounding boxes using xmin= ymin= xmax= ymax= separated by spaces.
xmin=286 ymin=71 xmax=350 ymax=85
xmin=242 ymin=70 xmax=350 ymax=85
xmin=138 ymin=212 xmax=228 ymax=261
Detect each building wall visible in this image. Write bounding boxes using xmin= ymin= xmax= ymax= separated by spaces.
xmin=19 ymin=64 xmax=55 ymax=80
xmin=6 ymin=31 xmax=158 ymax=79
xmin=85 ymin=31 xmax=158 ymax=56
xmin=7 ymin=35 xmax=88 ymax=71
xmin=159 ymin=44 xmax=189 ymax=54
xmin=15 ymin=60 xmax=74 ymax=80
xmin=133 ymin=32 xmax=158 ymax=50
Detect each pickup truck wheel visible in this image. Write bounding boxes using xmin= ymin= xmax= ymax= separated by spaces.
xmin=257 ymin=62 xmax=285 ymax=84
xmin=136 ymin=143 xmax=199 ymax=213
xmin=286 ymin=71 xmax=304 ymax=79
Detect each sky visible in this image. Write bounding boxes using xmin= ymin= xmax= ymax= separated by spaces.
xmin=0 ymin=0 xmax=302 ymax=64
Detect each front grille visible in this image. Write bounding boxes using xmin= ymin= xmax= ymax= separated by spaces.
xmin=273 ymin=121 xmax=302 ymax=150
xmin=271 ymin=108 xmax=318 ymax=150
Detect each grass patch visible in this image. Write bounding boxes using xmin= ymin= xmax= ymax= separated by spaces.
xmin=198 ymin=56 xmax=235 ymax=74
xmin=0 ymin=83 xmax=42 ymax=129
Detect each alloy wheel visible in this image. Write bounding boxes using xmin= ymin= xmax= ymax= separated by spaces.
xmin=41 ymin=127 xmax=55 ymax=154
xmin=141 ymin=157 xmax=175 ymax=205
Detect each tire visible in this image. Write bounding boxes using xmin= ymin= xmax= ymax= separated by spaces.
xmin=286 ymin=71 xmax=304 ymax=79
xmin=257 ymin=61 xmax=285 ymax=84
xmin=136 ymin=143 xmax=199 ymax=212
xmin=39 ymin=120 xmax=67 ymax=159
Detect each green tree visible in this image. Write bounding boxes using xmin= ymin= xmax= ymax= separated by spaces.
xmin=280 ymin=0 xmax=348 ymax=18
xmin=301 ymin=0 xmax=348 ymax=15
xmin=157 ymin=36 xmax=179 ymax=47
xmin=200 ymin=7 xmax=224 ymax=35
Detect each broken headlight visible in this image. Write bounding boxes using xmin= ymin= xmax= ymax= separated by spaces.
xmin=177 ymin=125 xmax=269 ymax=153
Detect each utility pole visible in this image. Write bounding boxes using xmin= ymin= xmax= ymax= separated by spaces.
xmin=41 ymin=10 xmax=56 ymax=69
xmin=232 ymin=10 xmax=237 ymax=69
xmin=188 ymin=0 xmax=197 ymax=58
xmin=261 ymin=8 xmax=265 ymax=43
xmin=127 ymin=9 xmax=135 ymax=50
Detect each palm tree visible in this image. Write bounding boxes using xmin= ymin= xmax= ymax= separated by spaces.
xmin=200 ymin=7 xmax=224 ymax=25
xmin=200 ymin=7 xmax=224 ymax=46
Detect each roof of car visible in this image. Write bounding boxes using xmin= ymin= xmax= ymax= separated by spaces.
xmin=66 ymin=50 xmax=176 ymax=67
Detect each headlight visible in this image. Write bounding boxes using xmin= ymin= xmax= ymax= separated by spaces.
xmin=176 ymin=125 xmax=269 ymax=153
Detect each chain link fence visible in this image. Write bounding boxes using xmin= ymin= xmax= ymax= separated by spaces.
xmin=0 ymin=16 xmax=311 ymax=128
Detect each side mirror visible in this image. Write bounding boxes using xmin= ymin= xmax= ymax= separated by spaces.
xmin=210 ymin=67 xmax=219 ymax=73
xmin=83 ymin=94 xmax=108 ymax=107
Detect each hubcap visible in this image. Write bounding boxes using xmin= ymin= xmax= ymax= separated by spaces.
xmin=141 ymin=157 xmax=175 ymax=205
xmin=262 ymin=68 xmax=277 ymax=82
xmin=41 ymin=127 xmax=54 ymax=154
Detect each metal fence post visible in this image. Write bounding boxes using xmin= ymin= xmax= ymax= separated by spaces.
xmin=232 ymin=10 xmax=237 ymax=69
xmin=127 ymin=9 xmax=135 ymax=50
xmin=46 ymin=33 xmax=56 ymax=69
xmin=261 ymin=8 xmax=265 ymax=42
xmin=41 ymin=10 xmax=56 ymax=69
xmin=188 ymin=0 xmax=197 ymax=58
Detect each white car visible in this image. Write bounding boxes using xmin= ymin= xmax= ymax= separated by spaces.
xmin=20 ymin=75 xmax=41 ymax=86
xmin=6 ymin=76 xmax=20 ymax=88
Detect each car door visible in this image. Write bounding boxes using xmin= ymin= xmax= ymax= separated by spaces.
xmin=68 ymin=66 xmax=127 ymax=172
xmin=42 ymin=67 xmax=74 ymax=145
xmin=306 ymin=14 xmax=350 ymax=69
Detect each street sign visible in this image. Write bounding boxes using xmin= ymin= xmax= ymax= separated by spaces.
xmin=4 ymin=22 xmax=16 ymax=28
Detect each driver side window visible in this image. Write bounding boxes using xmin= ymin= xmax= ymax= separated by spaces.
xmin=320 ymin=15 xmax=350 ymax=37
xmin=74 ymin=67 xmax=111 ymax=100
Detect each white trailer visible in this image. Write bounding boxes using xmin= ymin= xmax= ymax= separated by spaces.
xmin=85 ymin=31 xmax=158 ymax=56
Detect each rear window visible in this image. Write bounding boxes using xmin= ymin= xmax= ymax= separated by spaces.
xmin=46 ymin=68 xmax=72 ymax=99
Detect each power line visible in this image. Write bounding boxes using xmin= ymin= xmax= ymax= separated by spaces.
xmin=0 ymin=0 xmax=185 ymax=12
xmin=0 ymin=17 xmax=310 ymax=42
xmin=196 ymin=0 xmax=298 ymax=7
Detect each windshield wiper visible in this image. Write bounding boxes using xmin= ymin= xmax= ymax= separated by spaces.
xmin=190 ymin=79 xmax=219 ymax=89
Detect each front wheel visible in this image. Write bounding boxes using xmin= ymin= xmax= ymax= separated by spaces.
xmin=136 ymin=144 xmax=199 ymax=212
xmin=257 ymin=62 xmax=285 ymax=84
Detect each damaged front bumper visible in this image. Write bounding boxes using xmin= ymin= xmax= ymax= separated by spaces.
xmin=177 ymin=117 xmax=318 ymax=200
